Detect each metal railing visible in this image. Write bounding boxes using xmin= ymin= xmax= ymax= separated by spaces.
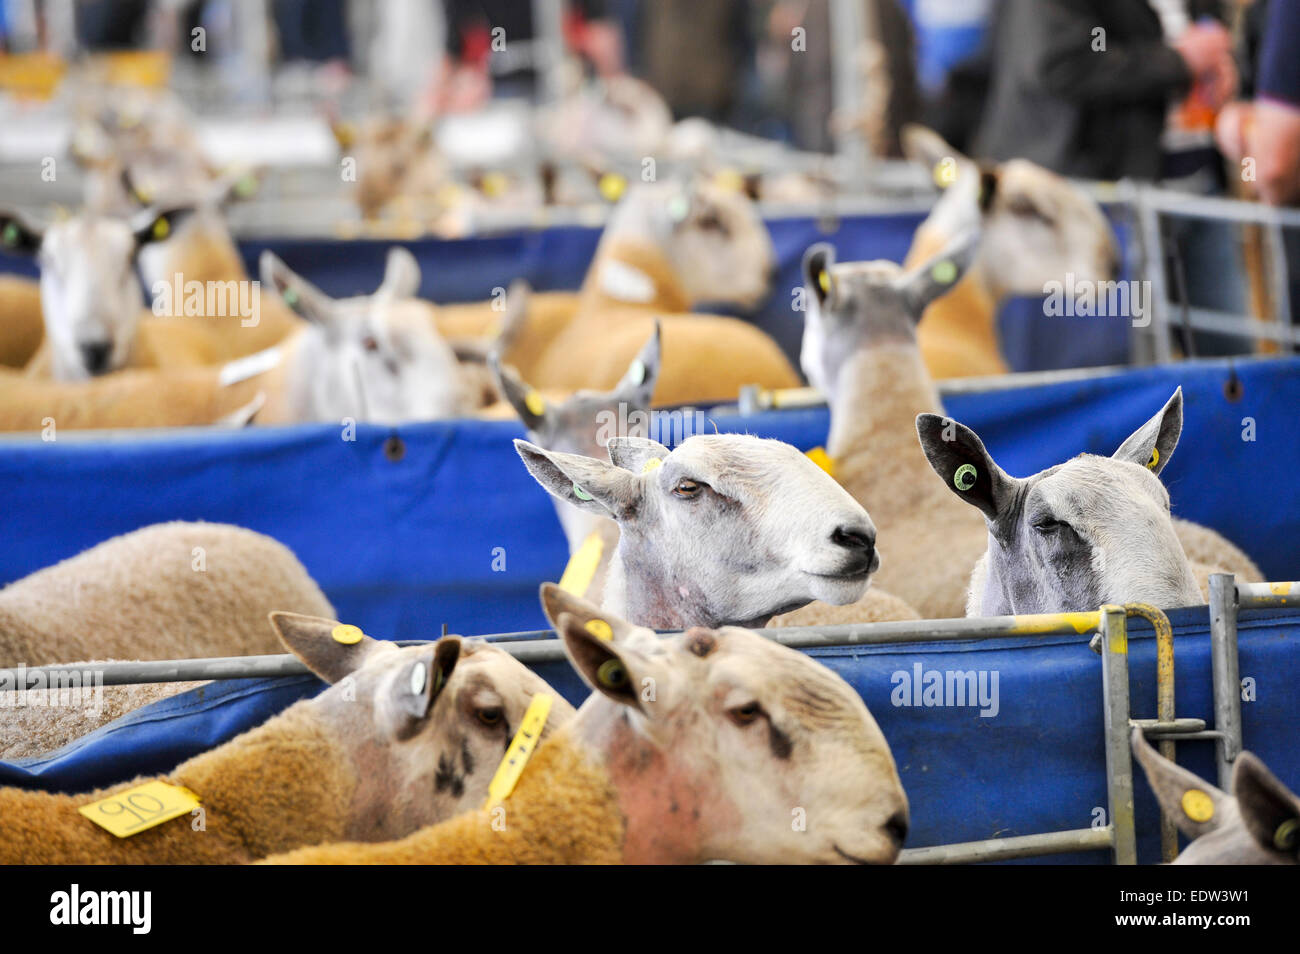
xmin=2 ymin=576 xmax=1295 ymax=865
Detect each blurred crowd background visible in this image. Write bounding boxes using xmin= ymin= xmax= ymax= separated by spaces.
xmin=0 ymin=0 xmax=1295 ymax=206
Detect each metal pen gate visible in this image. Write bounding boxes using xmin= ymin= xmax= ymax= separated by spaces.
xmin=3 ymin=575 xmax=1296 ymax=865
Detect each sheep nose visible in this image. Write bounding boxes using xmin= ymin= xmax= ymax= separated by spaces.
xmin=79 ymin=341 xmax=112 ymax=374
xmin=885 ymin=809 xmax=909 ymax=850
xmin=831 ymin=525 xmax=876 ymax=571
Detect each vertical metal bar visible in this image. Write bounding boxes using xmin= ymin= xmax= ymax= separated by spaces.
xmin=1209 ymin=574 xmax=1243 ymax=789
xmin=532 ymin=0 xmax=567 ymax=106
xmin=1099 ymin=605 xmax=1137 ymax=865
xmin=1264 ymin=218 xmax=1295 ymax=354
xmin=1125 ymin=603 xmax=1177 ymax=861
xmin=829 ymin=0 xmax=869 ymax=184
xmin=1136 ymin=187 xmax=1174 ymax=364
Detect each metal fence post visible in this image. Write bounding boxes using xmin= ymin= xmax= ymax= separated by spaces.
xmin=1099 ymin=604 xmax=1137 ymax=864
xmin=1209 ymin=574 xmax=1243 ymax=790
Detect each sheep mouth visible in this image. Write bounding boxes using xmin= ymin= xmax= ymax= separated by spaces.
xmin=808 ymin=567 xmax=873 ymax=582
xmin=832 ymin=844 xmax=876 ymax=865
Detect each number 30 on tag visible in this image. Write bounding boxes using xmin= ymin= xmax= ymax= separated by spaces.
xmin=79 ymin=781 xmax=201 ymax=838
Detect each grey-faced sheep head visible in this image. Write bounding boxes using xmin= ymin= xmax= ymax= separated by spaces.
xmin=799 ymin=232 xmax=979 ymax=401
xmin=492 ymin=322 xmax=660 ymax=549
xmin=0 ymin=205 xmax=193 ymax=380
xmin=602 ymin=179 xmax=776 ymax=309
xmin=540 ymin=583 xmax=909 ymax=864
xmin=901 ymin=124 xmax=1120 ymax=298
xmin=1131 ymin=727 xmax=1299 ymax=864
xmin=260 ymin=247 xmax=467 ymax=423
xmin=515 ymin=433 xmax=880 ymax=628
xmin=270 ymin=612 xmax=574 ymax=837
xmin=916 ymin=388 xmax=1203 ymax=615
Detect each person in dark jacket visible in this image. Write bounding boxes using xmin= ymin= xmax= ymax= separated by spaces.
xmin=972 ymin=0 xmax=1234 ymax=181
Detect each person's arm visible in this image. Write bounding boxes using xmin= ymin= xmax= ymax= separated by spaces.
xmin=1030 ymin=0 xmax=1192 ymax=105
xmin=1257 ymin=0 xmax=1300 ymax=111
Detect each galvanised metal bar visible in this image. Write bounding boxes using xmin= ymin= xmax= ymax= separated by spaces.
xmin=0 ymin=611 xmax=1108 ymax=689
xmin=1135 ymin=188 xmax=1175 ymax=364
xmin=898 ymin=826 xmax=1113 ymax=865
xmin=1125 ymin=603 xmax=1178 ymax=862
xmin=1100 ymin=605 xmax=1138 ymax=865
xmin=1210 ymin=574 xmax=1244 ymax=790
xmin=1236 ymin=580 xmax=1300 ymax=609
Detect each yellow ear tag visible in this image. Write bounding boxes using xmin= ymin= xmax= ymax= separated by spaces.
xmin=805 ymin=446 xmax=835 ymax=478
xmin=524 ymin=390 xmax=546 ymax=417
xmin=931 ymin=260 xmax=958 ymax=285
xmin=1273 ymin=818 xmax=1299 ymax=851
xmin=817 ymin=270 xmax=830 ymax=295
xmin=642 ymin=457 xmax=663 ymax=475
xmin=1148 ymin=448 xmax=1160 ymax=470
xmin=559 ymin=531 xmax=605 ymax=596
xmin=933 ymin=159 xmax=956 ymax=188
xmin=482 ymin=172 xmax=509 ymax=198
xmin=151 ymin=217 xmax=170 ymax=241
xmin=585 ymin=618 xmax=614 ymax=642
xmin=714 ymin=168 xmax=745 ymax=193
xmin=79 ymin=780 xmax=201 ymax=838
xmin=331 ymin=623 xmax=364 ymax=645
xmin=598 ymin=173 xmax=626 ymax=203
xmin=1181 ymin=788 xmax=1215 ymax=823
xmin=484 ymin=693 xmax=554 ymax=807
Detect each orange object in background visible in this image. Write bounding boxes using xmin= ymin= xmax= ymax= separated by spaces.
xmin=0 ymin=52 xmax=66 ymax=100
xmin=91 ymin=50 xmax=172 ymax=88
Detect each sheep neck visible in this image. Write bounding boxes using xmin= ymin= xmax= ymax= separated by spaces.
xmin=170 ymin=702 xmax=359 ymax=857
xmin=577 ymin=237 xmax=690 ymax=314
xmin=826 ymin=343 xmax=947 ymax=512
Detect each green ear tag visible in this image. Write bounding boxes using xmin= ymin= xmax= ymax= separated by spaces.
xmin=666 ymin=195 xmax=690 ymax=223
xmin=931 ymin=260 xmax=958 ymax=285
xmin=2 ymin=222 xmax=19 ymax=247
xmin=597 ymin=658 xmax=628 ymax=688
xmin=1273 ymin=818 xmax=1299 ymax=852
xmin=283 ymin=288 xmax=300 ymax=308
xmin=235 ymin=175 xmax=257 ymax=198
xmin=573 ymin=484 xmax=593 ymax=501
xmin=954 ymin=463 xmax=977 ymax=491
xmin=151 ymin=217 xmax=170 ymax=241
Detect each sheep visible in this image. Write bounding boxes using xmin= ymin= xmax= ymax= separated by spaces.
xmin=0 ymin=612 xmax=574 ymax=863
xmin=259 ymin=583 xmax=908 ymax=864
xmin=515 ymin=433 xmax=886 ymax=629
xmin=1130 ymin=727 xmax=1298 ymax=864
xmin=438 ymin=180 xmax=801 ymax=406
xmin=0 ymin=521 xmax=333 ymax=758
xmin=489 ymin=322 xmax=662 ymax=601
xmin=0 ymin=205 xmax=195 ymax=380
xmin=916 ymin=390 xmax=1209 ymax=614
xmin=798 ymin=237 xmax=1261 ymax=618
xmin=898 ymin=125 xmax=1120 ymax=380
xmin=0 ymin=276 xmax=44 ymax=369
xmin=0 ymin=248 xmax=475 ymax=431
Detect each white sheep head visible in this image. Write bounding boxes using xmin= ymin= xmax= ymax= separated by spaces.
xmin=0 ymin=205 xmax=193 ymax=380
xmin=602 ymin=179 xmax=776 ymax=310
xmin=916 ymin=388 xmax=1203 ymax=615
xmin=901 ymin=124 xmax=1120 ymax=298
xmin=540 ymin=583 xmax=909 ymax=864
xmin=1131 ymin=727 xmax=1299 ymax=865
xmin=260 ymin=247 xmax=468 ymax=423
xmin=515 ymin=433 xmax=880 ymax=628
xmin=799 ymin=232 xmax=980 ymax=401
xmin=270 ymin=612 xmax=574 ymax=837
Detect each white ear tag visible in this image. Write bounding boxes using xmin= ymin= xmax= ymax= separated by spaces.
xmin=599 ymin=260 xmax=656 ymax=303
xmin=410 ymin=661 xmax=427 ymax=695
xmin=627 ymin=359 xmax=646 ymax=385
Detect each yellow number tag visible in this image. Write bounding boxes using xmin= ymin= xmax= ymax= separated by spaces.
xmin=484 ymin=694 xmax=553 ymax=808
xmin=558 ymin=532 xmax=605 ymax=597
xmin=79 ymin=780 xmax=200 ymax=838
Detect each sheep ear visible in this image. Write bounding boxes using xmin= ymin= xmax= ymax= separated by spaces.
xmin=514 ymin=439 xmax=645 ymax=520
xmin=378 ymin=246 xmax=422 ymax=300
xmin=260 ymin=250 xmax=335 ymax=325
xmin=1113 ymin=387 xmax=1182 ymax=475
xmin=539 ymin=583 xmax=641 ymax=646
xmin=548 ymin=596 xmax=656 ymax=713
xmin=613 ymin=320 xmax=661 ymax=408
xmin=1130 ymin=727 xmax=1230 ymax=840
xmin=131 ymin=205 xmax=195 ymax=248
xmin=1232 ymin=752 xmax=1300 ymax=855
xmin=269 ymin=612 xmax=389 ymax=684
xmin=803 ymin=242 xmax=837 ymax=308
xmin=896 ymin=229 xmax=979 ymax=318
xmin=916 ymin=413 xmax=1016 ymax=523
xmin=0 ymin=211 xmax=42 ymax=255
xmin=900 ymin=124 xmax=968 ymax=171
xmin=384 ymin=637 xmax=461 ymax=740
xmin=489 ymin=280 xmax=531 ymax=362
xmin=607 ymin=435 xmax=671 ymax=474
xmin=491 ymin=357 xmax=548 ymax=432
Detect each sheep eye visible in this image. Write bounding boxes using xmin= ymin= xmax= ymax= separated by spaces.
xmin=729 ymin=702 xmax=763 ymax=726
xmin=1033 ymin=518 xmax=1064 ymax=535
xmin=672 ymin=479 xmax=702 ymax=499
xmin=476 ymin=707 xmax=503 ymax=727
